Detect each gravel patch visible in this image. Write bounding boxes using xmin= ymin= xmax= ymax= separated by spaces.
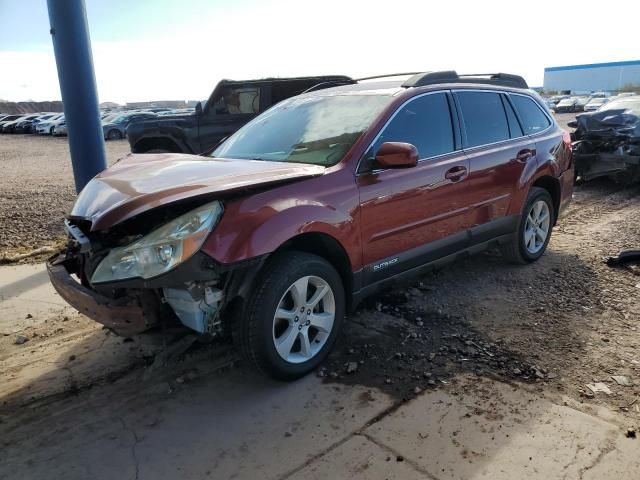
xmin=0 ymin=135 xmax=129 ymax=252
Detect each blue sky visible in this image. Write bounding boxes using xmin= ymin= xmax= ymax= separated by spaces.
xmin=1 ymin=0 xmax=639 ymax=103
xmin=0 ymin=0 xmax=251 ymax=50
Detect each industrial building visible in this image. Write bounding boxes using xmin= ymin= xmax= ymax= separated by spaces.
xmin=543 ymin=60 xmax=640 ymax=93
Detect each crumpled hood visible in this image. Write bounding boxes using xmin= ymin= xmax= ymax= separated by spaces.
xmin=573 ymin=108 xmax=640 ymax=141
xmin=71 ymin=153 xmax=325 ymax=231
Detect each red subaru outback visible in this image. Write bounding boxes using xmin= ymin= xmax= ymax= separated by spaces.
xmin=48 ymin=71 xmax=573 ymax=380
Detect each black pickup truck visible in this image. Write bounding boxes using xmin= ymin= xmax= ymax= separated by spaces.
xmin=126 ymin=75 xmax=353 ymax=154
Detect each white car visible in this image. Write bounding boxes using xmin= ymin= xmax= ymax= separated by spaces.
xmin=35 ymin=114 xmax=65 ymax=135
xmin=583 ymin=97 xmax=609 ymax=112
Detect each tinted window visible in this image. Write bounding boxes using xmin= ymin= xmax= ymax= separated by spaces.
xmin=370 ymin=92 xmax=454 ymax=162
xmin=511 ymin=95 xmax=551 ymax=135
xmin=502 ymin=95 xmax=524 ymax=138
xmin=457 ymin=91 xmax=509 ymax=147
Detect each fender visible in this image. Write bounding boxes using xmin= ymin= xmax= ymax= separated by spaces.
xmin=201 ymin=169 xmax=362 ymax=270
xmin=506 ymin=131 xmax=566 ymax=218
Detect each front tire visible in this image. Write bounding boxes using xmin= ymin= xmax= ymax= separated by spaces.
xmin=238 ymin=251 xmax=345 ymax=380
xmin=501 ymin=187 xmax=555 ymax=264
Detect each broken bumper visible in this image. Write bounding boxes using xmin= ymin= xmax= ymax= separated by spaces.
xmin=574 ymin=153 xmax=640 ymax=182
xmin=46 ymin=254 xmax=156 ymax=337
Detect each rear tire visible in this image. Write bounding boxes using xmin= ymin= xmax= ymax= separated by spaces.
xmin=237 ymin=251 xmax=345 ymax=380
xmin=107 ymin=129 xmax=122 ymax=140
xmin=501 ymin=187 xmax=555 ymax=264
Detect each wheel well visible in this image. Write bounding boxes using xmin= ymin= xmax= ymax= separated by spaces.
xmin=133 ymin=137 xmax=183 ymax=153
xmin=277 ymin=233 xmax=353 ymax=303
xmin=532 ymin=176 xmax=560 ymax=224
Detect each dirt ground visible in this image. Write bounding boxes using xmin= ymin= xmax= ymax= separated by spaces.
xmin=0 ymin=135 xmax=129 ymax=254
xmin=1 ymin=118 xmax=639 ymax=478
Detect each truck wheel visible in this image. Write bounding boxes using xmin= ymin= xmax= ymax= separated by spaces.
xmin=238 ymin=251 xmax=345 ymax=380
xmin=501 ymin=187 xmax=555 ymax=264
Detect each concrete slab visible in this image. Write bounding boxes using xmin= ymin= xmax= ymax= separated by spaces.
xmin=365 ymin=376 xmax=639 ymax=480
xmin=0 ymin=263 xmax=70 ymax=333
xmin=294 ymin=435 xmax=426 ymax=479
xmin=1 ymin=369 xmax=395 ymax=480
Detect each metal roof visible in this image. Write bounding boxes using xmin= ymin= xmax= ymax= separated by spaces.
xmin=545 ymin=60 xmax=640 ymax=72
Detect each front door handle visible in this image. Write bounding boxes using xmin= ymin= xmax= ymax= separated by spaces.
xmin=516 ymin=148 xmax=537 ymax=163
xmin=445 ymin=166 xmax=468 ymax=182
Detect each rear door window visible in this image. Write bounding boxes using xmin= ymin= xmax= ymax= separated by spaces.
xmin=501 ymin=95 xmax=524 ymax=138
xmin=456 ymin=91 xmax=510 ymax=148
xmin=510 ymin=95 xmax=551 ymax=135
xmin=369 ymin=92 xmax=455 ymax=162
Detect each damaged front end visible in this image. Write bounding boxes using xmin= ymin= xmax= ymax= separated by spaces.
xmin=47 ymin=200 xmax=256 ymax=338
xmin=571 ymin=108 xmax=640 ymax=183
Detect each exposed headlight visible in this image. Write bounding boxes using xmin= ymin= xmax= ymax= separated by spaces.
xmin=91 ymin=201 xmax=223 ymax=283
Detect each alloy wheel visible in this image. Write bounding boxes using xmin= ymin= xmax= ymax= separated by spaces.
xmin=272 ymin=275 xmax=335 ymax=364
xmin=524 ymin=200 xmax=550 ymax=254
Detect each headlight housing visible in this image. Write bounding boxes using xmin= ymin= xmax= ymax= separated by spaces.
xmin=91 ymin=201 xmax=223 ymax=283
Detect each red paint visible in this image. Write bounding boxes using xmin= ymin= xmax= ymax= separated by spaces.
xmin=73 ymin=84 xmax=573 ymax=279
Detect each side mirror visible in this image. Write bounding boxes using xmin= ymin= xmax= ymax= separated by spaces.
xmin=375 ymin=142 xmax=418 ymax=169
xmin=195 ymin=102 xmax=203 ymax=116
xmin=567 ymin=120 xmax=578 ymax=128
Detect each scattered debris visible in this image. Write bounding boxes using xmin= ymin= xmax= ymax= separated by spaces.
xmin=25 ymin=313 xmax=33 ymax=319
xmin=346 ymin=362 xmax=358 ymax=374
xmin=586 ymin=383 xmax=612 ymax=395
xmin=0 ymin=246 xmax=57 ymax=264
xmin=611 ymin=376 xmax=632 ymax=387
xmin=68 ymin=355 xmax=76 ymax=362
xmin=606 ymin=249 xmax=640 ymax=268
xmin=14 ymin=335 xmax=28 ymax=345
xmin=626 ymin=427 xmax=636 ymax=439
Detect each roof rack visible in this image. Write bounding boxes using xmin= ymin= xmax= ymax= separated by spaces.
xmin=301 ymin=79 xmax=357 ymax=94
xmin=355 ymin=72 xmax=423 ymax=82
xmin=402 ymin=71 xmax=528 ymax=89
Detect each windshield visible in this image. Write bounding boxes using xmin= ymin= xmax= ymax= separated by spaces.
xmin=104 ymin=114 xmax=126 ymax=123
xmin=212 ymin=94 xmax=393 ymax=166
xmin=599 ymin=99 xmax=640 ymax=115
xmin=587 ymin=98 xmax=606 ymax=105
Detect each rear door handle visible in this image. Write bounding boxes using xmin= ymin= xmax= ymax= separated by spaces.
xmin=516 ymin=148 xmax=536 ymax=163
xmin=444 ymin=166 xmax=468 ymax=182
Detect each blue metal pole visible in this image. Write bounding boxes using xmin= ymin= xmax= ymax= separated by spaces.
xmin=47 ymin=0 xmax=107 ymax=193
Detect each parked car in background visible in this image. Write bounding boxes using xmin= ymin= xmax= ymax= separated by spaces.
xmin=53 ymin=122 xmax=68 ymax=136
xmin=2 ymin=114 xmax=41 ymax=133
xmin=574 ymin=97 xmax=590 ymax=112
xmin=35 ymin=114 xmax=65 ymax=135
xmin=49 ymin=71 xmax=573 ymax=380
xmin=102 ymin=112 xmax=157 ymax=140
xmin=28 ymin=113 xmax=59 ymax=133
xmin=14 ymin=113 xmax=54 ymax=133
xmin=571 ymin=96 xmax=640 ymax=182
xmin=583 ymin=97 xmax=609 ymax=112
xmin=0 ymin=114 xmax=23 ymax=131
xmin=126 ymin=75 xmax=354 ymax=154
xmin=555 ymin=97 xmax=581 ymax=113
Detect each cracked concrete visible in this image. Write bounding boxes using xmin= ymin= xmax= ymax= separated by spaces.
xmin=2 ymin=365 xmax=638 ymax=480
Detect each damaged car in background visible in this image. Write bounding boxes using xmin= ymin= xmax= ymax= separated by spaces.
xmin=570 ymin=96 xmax=640 ymax=183
xmin=48 ymin=71 xmax=573 ymax=380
